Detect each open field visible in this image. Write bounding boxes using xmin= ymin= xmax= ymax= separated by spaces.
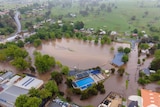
xmin=49 ymin=0 xmax=160 ymax=34
xmin=5 ymin=0 xmax=160 ymax=35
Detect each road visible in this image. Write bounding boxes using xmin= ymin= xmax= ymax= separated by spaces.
xmin=0 ymin=11 xmax=21 ymax=43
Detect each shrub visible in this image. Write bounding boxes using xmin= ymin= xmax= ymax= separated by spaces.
xmin=72 ymin=89 xmax=81 ymax=95
xmin=59 ymin=91 xmax=64 ymax=96
xmin=110 ymin=68 xmax=115 ymax=74
xmin=66 ymin=96 xmax=72 ymax=102
xmin=100 ymin=88 xmax=106 ymax=94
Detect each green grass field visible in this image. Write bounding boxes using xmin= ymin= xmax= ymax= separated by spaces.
xmin=49 ymin=0 xmax=160 ymax=34
xmin=9 ymin=0 xmax=160 ymax=35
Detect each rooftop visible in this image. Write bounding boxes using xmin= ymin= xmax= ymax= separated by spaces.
xmin=0 ymin=75 xmax=44 ymax=107
xmin=98 ymin=92 xmax=122 ymax=107
xmin=14 ymin=76 xmax=44 ymax=90
xmin=112 ymin=53 xmax=124 ymax=67
xmin=141 ymin=89 xmax=160 ymax=107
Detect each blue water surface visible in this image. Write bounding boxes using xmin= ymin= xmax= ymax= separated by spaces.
xmin=75 ymin=77 xmax=94 ymax=87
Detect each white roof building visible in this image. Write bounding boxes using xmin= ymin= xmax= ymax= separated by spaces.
xmin=14 ymin=76 xmax=44 ymax=90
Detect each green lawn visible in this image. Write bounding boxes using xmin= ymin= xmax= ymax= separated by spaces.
xmin=48 ymin=0 xmax=160 ymax=34
xmin=15 ymin=0 xmax=160 ymax=35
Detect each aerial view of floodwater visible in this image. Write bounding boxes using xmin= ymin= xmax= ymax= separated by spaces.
xmin=0 ymin=38 xmax=159 ymax=106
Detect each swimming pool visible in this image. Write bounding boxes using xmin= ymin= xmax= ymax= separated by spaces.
xmin=75 ymin=77 xmax=95 ymax=90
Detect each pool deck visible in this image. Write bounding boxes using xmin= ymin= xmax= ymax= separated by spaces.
xmin=72 ymin=69 xmax=105 ymax=90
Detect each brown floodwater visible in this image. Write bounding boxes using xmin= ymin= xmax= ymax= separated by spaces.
xmin=0 ymin=38 xmax=159 ymax=106
xmin=25 ymin=38 xmax=130 ymax=70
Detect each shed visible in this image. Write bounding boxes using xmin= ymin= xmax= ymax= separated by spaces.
xmin=143 ymin=68 xmax=150 ymax=76
xmin=112 ymin=53 xmax=124 ymax=67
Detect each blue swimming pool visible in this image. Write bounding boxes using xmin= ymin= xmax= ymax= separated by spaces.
xmin=75 ymin=77 xmax=94 ymax=90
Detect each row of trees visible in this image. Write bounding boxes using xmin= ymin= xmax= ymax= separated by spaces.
xmin=0 ymin=43 xmax=29 ymax=70
xmin=51 ymin=66 xmax=69 ymax=85
xmin=71 ymin=82 xmax=105 ymax=100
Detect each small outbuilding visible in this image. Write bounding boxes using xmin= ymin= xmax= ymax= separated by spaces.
xmin=112 ymin=53 xmax=124 ymax=67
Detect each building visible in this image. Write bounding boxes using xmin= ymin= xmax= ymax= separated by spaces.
xmin=141 ymin=89 xmax=160 ymax=107
xmin=141 ymin=68 xmax=156 ymax=76
xmin=128 ymin=101 xmax=138 ymax=107
xmin=14 ymin=76 xmax=43 ymax=90
xmin=0 ymin=75 xmax=44 ymax=107
xmin=98 ymin=92 xmax=122 ymax=107
xmin=112 ymin=53 xmax=125 ymax=67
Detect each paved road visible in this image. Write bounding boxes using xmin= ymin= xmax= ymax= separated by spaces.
xmin=0 ymin=11 xmax=21 ymax=43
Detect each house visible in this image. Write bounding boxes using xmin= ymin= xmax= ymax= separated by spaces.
xmin=70 ymin=13 xmax=76 ymax=18
xmin=110 ymin=31 xmax=117 ymax=36
xmin=128 ymin=101 xmax=138 ymax=107
xmin=57 ymin=20 xmax=62 ymax=24
xmin=141 ymin=49 xmax=149 ymax=54
xmin=98 ymin=92 xmax=122 ymax=107
xmin=99 ymin=29 xmax=106 ymax=35
xmin=141 ymin=31 xmax=146 ymax=33
xmin=132 ymin=33 xmax=138 ymax=36
xmin=141 ymin=89 xmax=160 ymax=107
xmin=0 ymin=75 xmax=44 ymax=107
xmin=142 ymin=68 xmax=156 ymax=76
xmin=112 ymin=53 xmax=125 ymax=67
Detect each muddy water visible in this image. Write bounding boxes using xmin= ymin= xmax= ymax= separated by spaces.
xmin=0 ymin=38 xmax=159 ymax=106
xmin=25 ymin=39 xmax=130 ymax=70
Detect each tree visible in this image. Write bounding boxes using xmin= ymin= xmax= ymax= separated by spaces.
xmin=11 ymin=57 xmax=29 ymax=70
xmin=56 ymin=61 xmax=63 ymax=68
xmin=153 ymin=35 xmax=159 ymax=41
xmin=154 ymin=50 xmax=160 ymax=59
xmin=51 ymin=71 xmax=63 ymax=85
xmin=74 ymin=21 xmax=84 ymax=30
xmin=23 ymin=97 xmax=42 ymax=107
xmin=133 ymin=28 xmax=138 ymax=34
xmin=49 ymin=32 xmax=55 ymax=40
xmin=138 ymin=78 xmax=146 ymax=85
xmin=35 ymin=53 xmax=55 ymax=73
xmin=110 ymin=68 xmax=115 ymax=74
xmin=88 ymin=87 xmax=98 ymax=95
xmin=150 ymin=58 xmax=160 ymax=71
xmin=87 ymin=36 xmax=92 ymax=42
xmin=5 ymin=45 xmax=28 ymax=59
xmin=131 ymin=16 xmax=136 ymax=20
xmin=118 ymin=46 xmax=124 ymax=52
xmin=65 ymin=78 xmax=73 ymax=88
xmin=13 ymin=48 xmax=28 ymax=58
xmin=61 ymin=66 xmax=69 ymax=75
xmin=39 ymin=89 xmax=52 ymax=99
xmin=117 ymin=67 xmax=125 ymax=76
xmin=100 ymin=3 xmax=106 ymax=10
xmin=33 ymin=39 xmax=41 ymax=47
xmin=79 ymin=10 xmax=89 ymax=17
xmin=28 ymin=87 xmax=39 ymax=97
xmin=25 ymin=21 xmax=33 ymax=29
xmin=139 ymin=43 xmax=149 ymax=50
xmin=0 ymin=51 xmax=7 ymax=62
xmin=124 ymin=47 xmax=131 ymax=54
xmin=107 ymin=6 xmax=112 ymax=12
xmin=96 ymin=82 xmax=104 ymax=90
xmin=15 ymin=95 xmax=29 ymax=107
xmin=44 ymin=81 xmax=58 ymax=95
xmin=122 ymin=54 xmax=129 ymax=63
xmin=16 ymin=40 xmax=24 ymax=47
xmin=94 ymin=37 xmax=99 ymax=44
xmin=80 ymin=90 xmax=89 ymax=100
xmin=138 ymin=59 xmax=141 ymax=64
